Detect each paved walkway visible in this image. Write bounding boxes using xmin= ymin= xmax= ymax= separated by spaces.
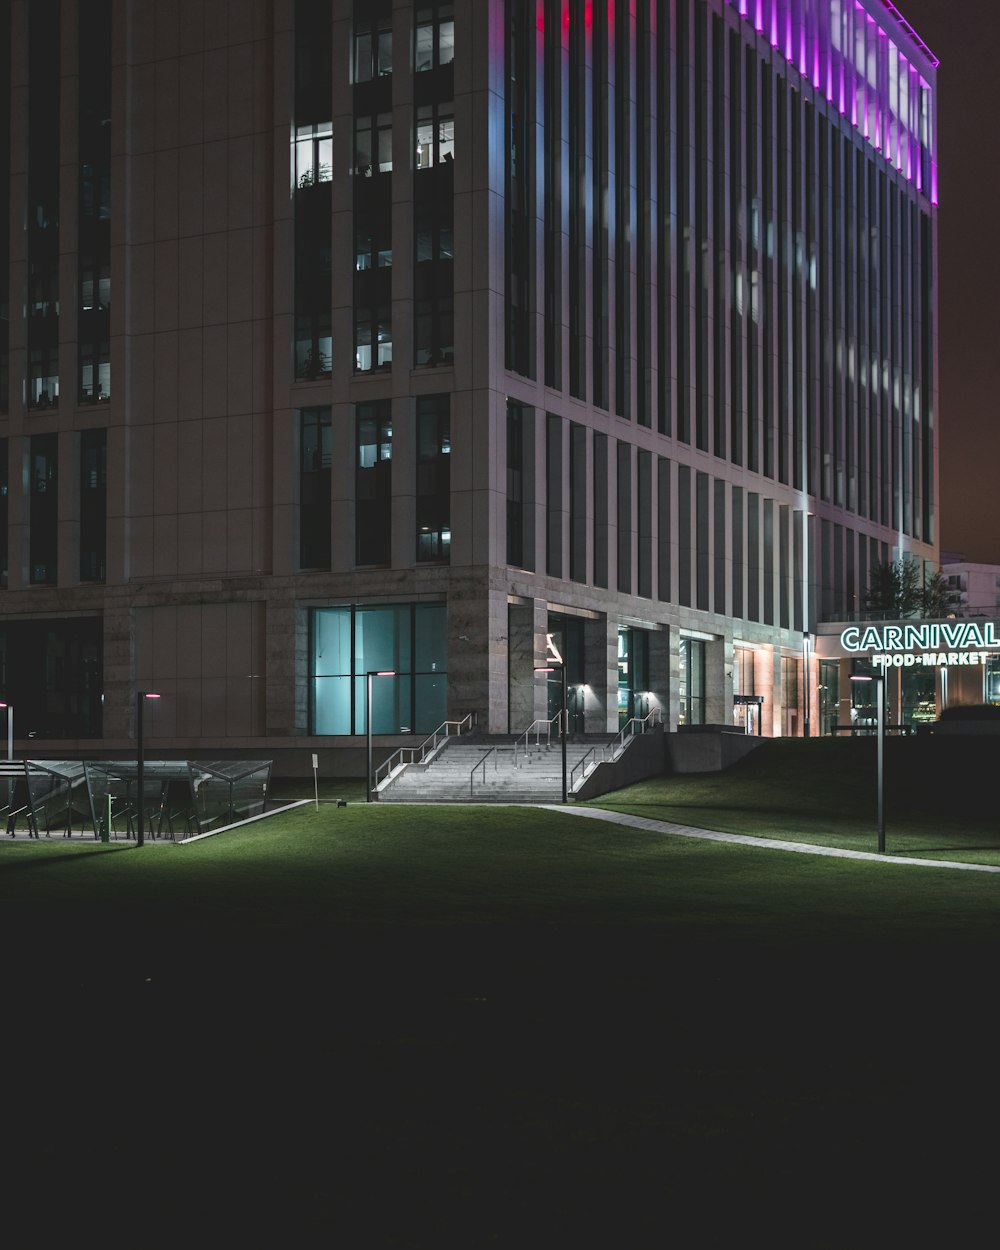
xmin=541 ymin=804 xmax=1000 ymax=874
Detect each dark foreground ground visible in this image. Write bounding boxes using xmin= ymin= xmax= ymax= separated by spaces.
xmin=7 ymin=915 xmax=1000 ymax=1247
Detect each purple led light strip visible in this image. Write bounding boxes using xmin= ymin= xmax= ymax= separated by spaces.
xmin=723 ymin=0 xmax=936 ymax=203
xmin=878 ymin=0 xmax=939 ymax=68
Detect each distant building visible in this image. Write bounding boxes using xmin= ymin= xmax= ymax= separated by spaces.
xmin=939 ymin=554 xmax=1000 ymax=618
xmin=0 ymin=0 xmax=939 ymax=765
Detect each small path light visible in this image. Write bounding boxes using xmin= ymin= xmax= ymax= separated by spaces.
xmin=136 ymin=692 xmax=161 ymax=847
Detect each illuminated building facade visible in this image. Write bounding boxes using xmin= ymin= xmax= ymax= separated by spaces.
xmin=0 ymin=0 xmax=938 ymax=765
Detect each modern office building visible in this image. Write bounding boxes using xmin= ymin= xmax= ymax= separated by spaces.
xmin=0 ymin=0 xmax=938 ymax=767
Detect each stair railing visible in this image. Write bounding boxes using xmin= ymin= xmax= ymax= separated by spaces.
xmin=469 ymin=746 xmax=499 ymax=797
xmin=605 ymin=706 xmax=663 ymax=763
xmin=568 ymin=746 xmax=603 ymax=791
xmin=374 ymin=711 xmax=477 ymax=792
xmin=512 ymin=714 xmax=561 ymax=768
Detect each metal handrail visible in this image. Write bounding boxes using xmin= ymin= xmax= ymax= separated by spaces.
xmin=469 ymin=747 xmax=498 ymax=797
xmin=512 ymin=714 xmax=561 ymax=767
xmin=569 ymin=746 xmax=603 ymax=791
xmin=564 ymin=708 xmax=662 ymax=792
xmin=373 ymin=711 xmax=477 ymax=790
xmin=606 ymin=707 xmax=662 ymax=762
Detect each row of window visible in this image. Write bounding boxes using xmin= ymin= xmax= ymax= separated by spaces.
xmin=508 ymin=401 xmax=904 ymax=630
xmin=314 ymin=601 xmax=710 ymax=739
xmin=353 ymin=3 xmax=455 ymax=83
xmin=506 ymin=0 xmax=935 ymax=545
xmin=294 ymin=3 xmax=455 ymax=382
xmin=294 ymin=104 xmax=455 ymax=189
xmin=0 ymin=431 xmax=107 ymax=588
xmin=299 ymin=395 xmax=451 ymax=572
xmin=14 ymin=0 xmax=112 ymax=414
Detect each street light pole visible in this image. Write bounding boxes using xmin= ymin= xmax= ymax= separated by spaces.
xmin=0 ymin=701 xmax=12 ymax=760
xmin=136 ymin=691 xmax=160 ymax=847
xmin=851 ymin=673 xmax=885 ymax=854
xmin=876 ymin=671 xmax=885 ymax=854
xmin=559 ymin=663 xmax=567 ymax=803
xmin=0 ymin=702 xmax=12 ymax=817
xmin=802 ymin=632 xmax=812 ymax=738
xmin=366 ymin=670 xmax=396 ymax=803
xmin=534 ymin=663 xmax=568 ymax=803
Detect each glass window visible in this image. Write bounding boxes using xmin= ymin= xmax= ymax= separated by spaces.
xmin=416 ymin=395 xmax=450 ymax=563
xmin=355 ymin=114 xmax=392 ymax=177
xmin=355 ymin=306 xmax=392 ymax=372
xmin=416 ymin=105 xmax=454 ymax=168
xmin=300 ymin=407 xmax=332 ymax=570
xmin=678 ymin=637 xmax=705 ymax=726
xmin=80 ymin=428 xmax=107 ymax=582
xmin=294 ymin=123 xmax=333 ymax=189
xmin=295 ymin=314 xmax=332 ymax=381
xmin=617 ymin=627 xmax=650 ymax=727
xmin=356 ymin=402 xmax=392 ymax=565
xmin=355 ymin=13 xmax=392 ymax=82
xmin=311 ymin=603 xmax=447 ymax=735
xmin=30 ymin=433 xmax=58 ymax=585
xmin=416 ymin=4 xmax=454 ymax=72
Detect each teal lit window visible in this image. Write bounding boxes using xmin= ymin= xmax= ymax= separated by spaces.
xmin=311 ymin=603 xmax=447 ymax=735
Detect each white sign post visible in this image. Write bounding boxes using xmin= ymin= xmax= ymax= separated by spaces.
xmin=312 ymin=753 xmax=319 ymax=811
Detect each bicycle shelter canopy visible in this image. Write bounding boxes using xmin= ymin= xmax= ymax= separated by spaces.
xmin=1 ymin=759 xmax=273 ymax=839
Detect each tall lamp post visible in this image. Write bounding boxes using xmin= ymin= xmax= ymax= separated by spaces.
xmin=0 ymin=701 xmax=12 ymax=817
xmin=136 ymin=691 xmax=161 ymax=847
xmin=0 ymin=701 xmax=13 ymax=760
xmin=851 ymin=672 xmax=885 ymax=854
xmin=534 ymin=663 xmax=568 ymax=803
xmin=366 ymin=670 xmax=396 ymax=803
xmin=802 ymin=632 xmax=812 ymax=737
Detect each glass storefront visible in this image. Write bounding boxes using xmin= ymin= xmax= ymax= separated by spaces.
xmin=819 ymin=660 xmax=839 ymax=736
xmin=678 ymin=637 xmax=705 ymax=726
xmin=617 ymin=626 xmax=649 ymax=727
xmin=546 ymin=614 xmax=584 ymax=728
xmin=311 ymin=603 xmax=447 ymax=735
xmin=781 ymin=655 xmax=800 ymax=736
xmin=733 ymin=646 xmax=756 ymax=731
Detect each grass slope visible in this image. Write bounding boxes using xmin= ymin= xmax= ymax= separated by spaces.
xmin=592 ymin=734 xmax=1000 ymax=860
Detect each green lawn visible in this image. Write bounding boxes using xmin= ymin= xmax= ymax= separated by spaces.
xmin=5 ymin=756 xmax=1000 ymax=1245
xmin=590 ymin=734 xmax=1000 ymax=862
xmin=3 ymin=792 xmax=999 ymax=947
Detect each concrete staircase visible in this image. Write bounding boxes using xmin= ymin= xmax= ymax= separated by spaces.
xmin=377 ymin=734 xmax=618 ymax=803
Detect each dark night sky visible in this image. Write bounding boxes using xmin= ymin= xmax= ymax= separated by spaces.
xmin=893 ymin=0 xmax=1000 ymax=562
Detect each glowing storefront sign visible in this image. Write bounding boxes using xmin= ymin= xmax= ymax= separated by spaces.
xmin=839 ymin=621 xmax=1000 ymax=670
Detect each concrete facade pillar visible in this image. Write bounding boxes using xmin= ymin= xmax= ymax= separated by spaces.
xmin=705 ymin=635 xmax=730 ymax=725
xmin=508 ymin=596 xmax=548 ymax=733
xmin=648 ymin=626 xmax=672 ymax=727
xmin=447 ymin=575 xmax=507 ymax=731
xmin=580 ymin=615 xmax=618 ymax=732
xmin=756 ymin=647 xmax=776 ymax=737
